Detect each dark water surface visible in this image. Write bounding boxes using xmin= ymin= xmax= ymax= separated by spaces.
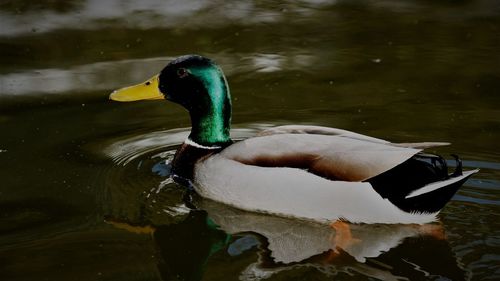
xmin=1 ymin=1 xmax=499 ymax=280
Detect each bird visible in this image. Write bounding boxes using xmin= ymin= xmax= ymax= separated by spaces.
xmin=109 ymin=54 xmax=478 ymax=224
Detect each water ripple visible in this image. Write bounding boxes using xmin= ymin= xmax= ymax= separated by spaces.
xmin=463 ymin=160 xmax=500 ymax=171
xmin=453 ymin=195 xmax=500 ymax=206
xmin=103 ymin=127 xmax=189 ymax=166
xmin=465 ymin=178 xmax=500 ymax=190
xmin=98 ymin=124 xmax=271 ymax=224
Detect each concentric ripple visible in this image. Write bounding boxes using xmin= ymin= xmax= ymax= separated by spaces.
xmin=98 ymin=124 xmax=272 ymax=226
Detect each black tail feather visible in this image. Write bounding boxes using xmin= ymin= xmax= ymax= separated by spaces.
xmin=367 ymin=153 xmax=467 ymax=214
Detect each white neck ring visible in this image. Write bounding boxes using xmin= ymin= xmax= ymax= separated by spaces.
xmin=184 ymin=138 xmax=222 ymax=150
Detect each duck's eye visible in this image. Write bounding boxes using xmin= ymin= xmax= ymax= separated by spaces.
xmin=177 ymin=68 xmax=189 ymax=78
xmin=145 ymin=81 xmax=151 ymax=86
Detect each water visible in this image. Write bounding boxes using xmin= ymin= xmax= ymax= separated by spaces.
xmin=1 ymin=1 xmax=499 ymax=280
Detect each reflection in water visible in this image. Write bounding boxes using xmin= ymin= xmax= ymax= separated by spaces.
xmin=0 ymin=53 xmax=317 ymax=96
xmin=108 ymin=201 xmax=465 ymax=281
xmin=0 ymin=57 xmax=171 ymax=96
xmin=0 ymin=0 xmax=306 ymax=35
xmin=198 ymin=200 xmax=465 ymax=281
xmin=1 ymin=0 xmax=498 ymax=36
xmin=154 ymin=211 xmax=229 ymax=281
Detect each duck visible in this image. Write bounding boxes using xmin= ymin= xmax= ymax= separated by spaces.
xmin=109 ymin=54 xmax=478 ymax=224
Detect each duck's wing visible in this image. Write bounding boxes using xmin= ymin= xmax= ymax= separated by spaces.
xmin=220 ymin=133 xmax=422 ymax=182
xmin=258 ymin=125 xmax=450 ymax=149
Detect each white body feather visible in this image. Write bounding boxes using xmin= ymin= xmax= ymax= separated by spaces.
xmin=195 ymin=155 xmax=437 ymax=224
xmin=192 ymin=126 xmax=476 ymax=224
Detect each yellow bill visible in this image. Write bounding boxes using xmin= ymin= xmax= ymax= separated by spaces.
xmin=109 ymin=74 xmax=164 ymax=102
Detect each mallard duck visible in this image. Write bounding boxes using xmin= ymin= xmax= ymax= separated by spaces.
xmin=110 ymin=55 xmax=478 ymax=224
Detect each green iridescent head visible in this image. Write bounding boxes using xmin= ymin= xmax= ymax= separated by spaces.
xmin=110 ymin=55 xmax=232 ymax=147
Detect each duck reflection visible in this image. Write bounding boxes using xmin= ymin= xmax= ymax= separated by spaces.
xmin=153 ymin=210 xmax=228 ymax=281
xmin=145 ymin=198 xmax=466 ymax=281
xmin=201 ymin=199 xmax=446 ymax=264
